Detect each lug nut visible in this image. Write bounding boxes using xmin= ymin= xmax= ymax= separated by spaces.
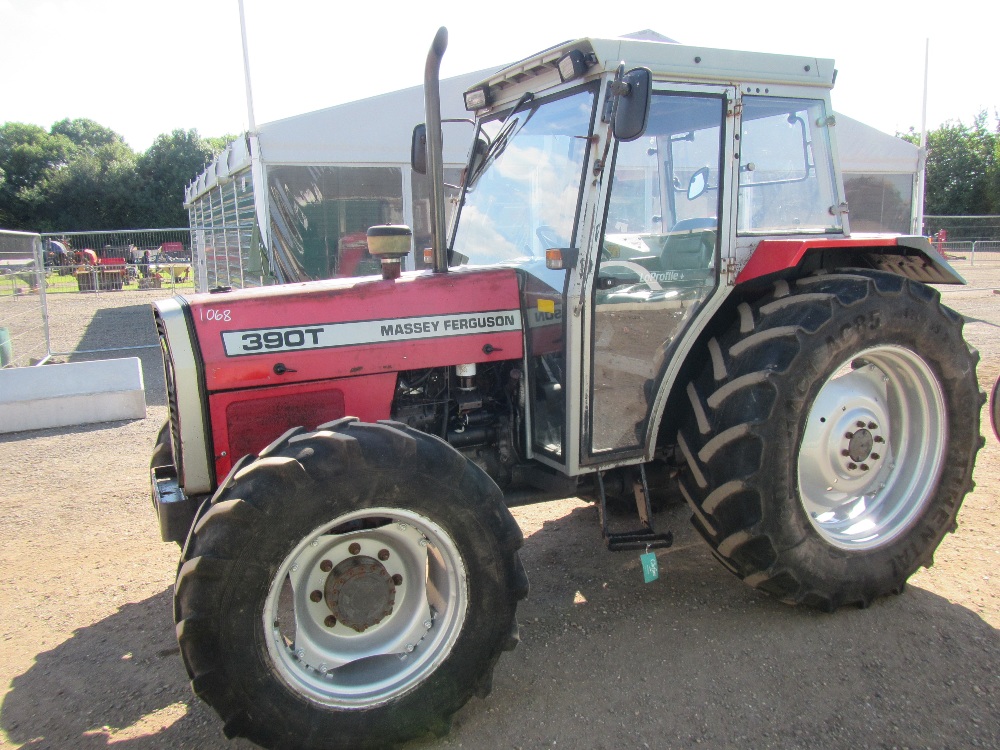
xmin=349 ymin=542 xmax=361 ymax=555
xmin=871 ymin=453 xmax=880 ymax=460
xmin=874 ymin=436 xmax=885 ymax=444
xmin=325 ymin=615 xmax=337 ymax=628
xmin=848 ymin=463 xmax=858 ymax=470
xmin=860 ymin=464 xmax=870 ymax=471
xmin=845 ymin=432 xmax=854 ymax=440
xmin=392 ymin=574 xmax=403 ymax=586
xmin=856 ymin=421 xmax=866 ymax=428
xmin=320 ymin=559 xmax=333 ymax=573
xmin=841 ymin=449 xmax=851 ymax=457
xmin=310 ymin=590 xmax=322 ymax=603
xmin=867 ymin=422 xmax=877 ymax=430
xmin=378 ymin=549 xmax=390 ymax=561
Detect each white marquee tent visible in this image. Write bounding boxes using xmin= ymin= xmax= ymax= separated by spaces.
xmin=185 ymin=57 xmax=919 ymax=290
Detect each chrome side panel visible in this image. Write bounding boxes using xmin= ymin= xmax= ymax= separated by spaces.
xmin=154 ymin=297 xmax=213 ymax=495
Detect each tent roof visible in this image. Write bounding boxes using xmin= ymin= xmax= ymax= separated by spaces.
xmin=185 ymin=53 xmax=917 ymax=204
xmin=257 ymin=68 xmax=496 ymax=166
xmin=185 ymin=68 xmax=496 ymax=203
xmin=836 ymin=113 xmax=918 ymax=173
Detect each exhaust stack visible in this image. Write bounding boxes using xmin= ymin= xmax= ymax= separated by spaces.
xmin=424 ymin=27 xmax=449 ymax=274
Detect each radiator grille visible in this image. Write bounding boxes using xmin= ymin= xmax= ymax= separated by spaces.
xmin=155 ymin=313 xmax=184 ymax=484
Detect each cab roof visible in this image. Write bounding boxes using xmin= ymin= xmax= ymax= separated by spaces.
xmin=470 ymin=36 xmax=836 ymax=105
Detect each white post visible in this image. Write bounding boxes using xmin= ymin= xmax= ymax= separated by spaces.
xmin=913 ymin=38 xmax=929 ymax=237
xmin=236 ymin=1 xmax=273 ymax=282
xmin=238 ymin=0 xmax=256 ymax=133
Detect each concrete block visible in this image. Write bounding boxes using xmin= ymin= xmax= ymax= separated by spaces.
xmin=0 ymin=357 xmax=146 ymax=434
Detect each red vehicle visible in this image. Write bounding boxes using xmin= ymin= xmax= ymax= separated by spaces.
xmin=150 ymin=30 xmax=983 ymax=750
xmin=74 ymin=249 xmax=127 ymax=291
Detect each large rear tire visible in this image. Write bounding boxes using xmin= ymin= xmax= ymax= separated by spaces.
xmin=677 ymin=271 xmax=982 ymax=610
xmin=990 ymin=374 xmax=1000 ymax=442
xmin=174 ymin=418 xmax=527 ymax=749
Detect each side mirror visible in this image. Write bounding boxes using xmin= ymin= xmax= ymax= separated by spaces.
xmin=466 ymin=136 xmax=488 ymax=184
xmin=687 ymin=167 xmax=709 ymax=200
xmin=611 ymin=67 xmax=652 ymax=142
xmin=411 ymin=124 xmax=427 ymax=175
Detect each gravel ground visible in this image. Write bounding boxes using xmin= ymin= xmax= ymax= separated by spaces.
xmin=1 ymin=270 xmax=998 ymax=749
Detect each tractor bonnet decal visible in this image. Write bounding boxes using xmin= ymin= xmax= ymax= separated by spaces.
xmin=220 ymin=310 xmax=523 ymax=357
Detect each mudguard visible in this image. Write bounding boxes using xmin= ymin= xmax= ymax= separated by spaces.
xmin=736 ymin=235 xmax=965 ymax=286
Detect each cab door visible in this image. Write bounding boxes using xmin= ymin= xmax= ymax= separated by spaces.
xmin=584 ymin=86 xmax=735 ymax=460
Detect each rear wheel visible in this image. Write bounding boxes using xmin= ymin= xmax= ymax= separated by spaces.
xmin=174 ymin=419 xmax=527 ymax=749
xmin=677 ymin=271 xmax=982 ymax=610
xmin=990 ymin=375 xmax=1000 ymax=442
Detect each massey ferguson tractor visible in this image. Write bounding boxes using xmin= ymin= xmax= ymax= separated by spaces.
xmin=150 ymin=28 xmax=984 ymax=749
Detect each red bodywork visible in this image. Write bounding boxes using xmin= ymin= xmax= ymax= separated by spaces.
xmin=184 ymin=268 xmax=524 ymax=480
xmin=735 ymin=236 xmax=963 ymax=286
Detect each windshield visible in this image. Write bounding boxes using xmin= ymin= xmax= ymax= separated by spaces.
xmin=450 ymin=87 xmax=597 ymax=275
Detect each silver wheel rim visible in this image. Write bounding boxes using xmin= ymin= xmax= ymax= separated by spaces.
xmin=263 ymin=507 xmax=468 ymax=707
xmin=797 ymin=345 xmax=947 ymax=550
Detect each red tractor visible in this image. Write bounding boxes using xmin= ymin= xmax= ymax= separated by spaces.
xmin=150 ymin=29 xmax=983 ymax=749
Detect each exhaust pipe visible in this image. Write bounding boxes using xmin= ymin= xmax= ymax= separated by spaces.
xmin=424 ymin=26 xmax=449 ymax=274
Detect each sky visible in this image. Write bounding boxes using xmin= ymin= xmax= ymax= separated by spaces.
xmin=1 ymin=0 xmax=997 ymax=152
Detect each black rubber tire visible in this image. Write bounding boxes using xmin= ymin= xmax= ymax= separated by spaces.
xmin=174 ymin=418 xmax=528 ymax=750
xmin=677 ymin=270 xmax=983 ymax=610
xmin=991 ymin=375 xmax=1000 ymax=443
xmin=150 ymin=421 xmax=173 ymax=469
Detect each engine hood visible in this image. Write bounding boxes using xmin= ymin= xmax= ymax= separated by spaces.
xmin=168 ymin=268 xmax=525 ymax=392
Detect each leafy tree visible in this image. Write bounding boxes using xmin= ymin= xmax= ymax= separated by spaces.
xmin=135 ymin=129 xmax=219 ymax=227
xmin=0 ymin=123 xmax=75 ymax=229
xmin=41 ymin=141 xmax=140 ymax=231
xmin=51 ymin=118 xmax=126 ymax=154
xmin=901 ymin=111 xmax=999 ymax=216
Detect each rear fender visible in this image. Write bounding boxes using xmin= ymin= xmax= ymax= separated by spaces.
xmin=735 ymin=235 xmax=965 ymax=287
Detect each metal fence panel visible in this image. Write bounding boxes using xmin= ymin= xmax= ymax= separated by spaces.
xmin=971 ymin=240 xmax=1000 ymax=265
xmin=935 ymin=241 xmax=976 ymax=261
xmin=38 ymin=229 xmax=195 ymax=357
xmin=0 ymin=230 xmax=48 ymax=367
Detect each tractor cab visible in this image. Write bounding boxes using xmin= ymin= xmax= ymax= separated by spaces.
xmin=438 ymin=37 xmax=843 ymax=476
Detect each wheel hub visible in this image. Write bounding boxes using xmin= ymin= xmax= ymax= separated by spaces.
xmin=797 ymin=346 xmax=947 ymax=550
xmin=846 ymin=428 xmax=873 ymax=462
xmin=324 ymin=556 xmax=396 ymax=632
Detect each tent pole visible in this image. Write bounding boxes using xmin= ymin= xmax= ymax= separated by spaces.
xmin=914 ymin=38 xmax=929 ymax=237
xmin=238 ymin=0 xmax=257 ymax=133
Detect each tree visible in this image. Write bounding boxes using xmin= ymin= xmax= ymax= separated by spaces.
xmin=50 ymin=118 xmax=125 ymax=154
xmin=0 ymin=123 xmax=75 ymax=229
xmin=41 ymin=141 xmax=140 ymax=231
xmin=901 ymin=110 xmax=999 ymax=216
xmin=135 ymin=129 xmax=219 ymax=227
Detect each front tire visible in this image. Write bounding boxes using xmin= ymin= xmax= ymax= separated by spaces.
xmin=174 ymin=419 xmax=527 ymax=749
xmin=677 ymin=271 xmax=982 ymax=610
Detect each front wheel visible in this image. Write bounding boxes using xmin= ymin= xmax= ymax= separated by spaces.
xmin=174 ymin=419 xmax=527 ymax=749
xmin=677 ymin=271 xmax=982 ymax=610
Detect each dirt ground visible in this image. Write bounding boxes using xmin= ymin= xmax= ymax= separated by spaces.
xmin=1 ymin=269 xmax=998 ymax=749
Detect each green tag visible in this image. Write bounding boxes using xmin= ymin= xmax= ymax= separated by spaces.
xmin=640 ymin=551 xmax=659 ymax=583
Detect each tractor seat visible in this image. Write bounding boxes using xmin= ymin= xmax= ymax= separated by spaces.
xmin=658 ymin=217 xmax=717 ymax=272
